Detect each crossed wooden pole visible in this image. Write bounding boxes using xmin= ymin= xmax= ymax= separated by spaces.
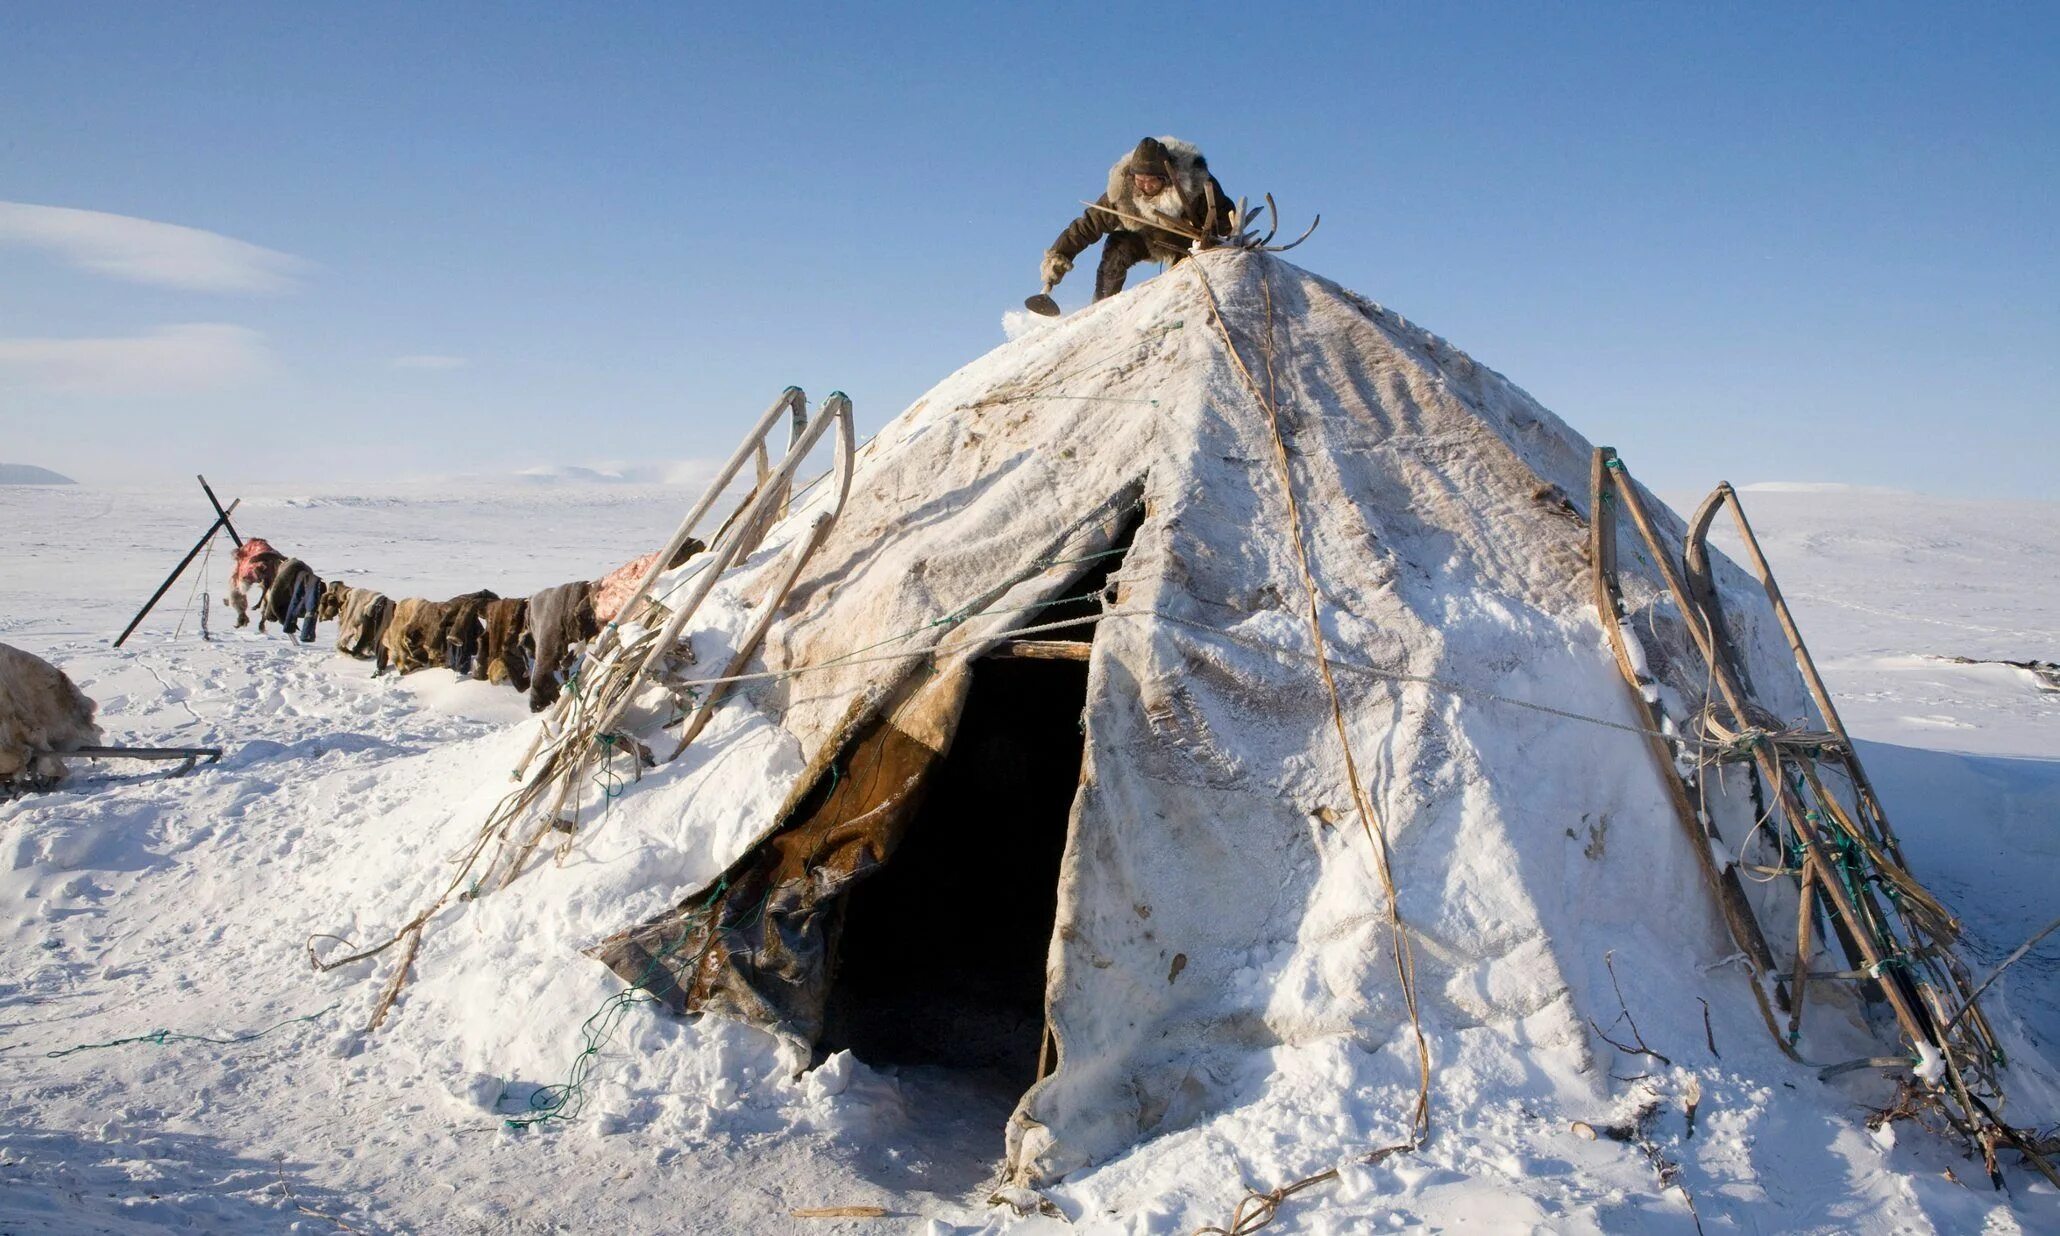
xmin=113 ymin=475 xmax=245 ymax=648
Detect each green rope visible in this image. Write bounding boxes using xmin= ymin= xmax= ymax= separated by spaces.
xmin=593 ymin=733 xmax=628 ymax=801
xmin=1781 ymin=779 xmax=1919 ymax=990
xmin=498 ymin=879 xmax=770 ymax=1130
xmin=498 ymin=760 xmax=854 ymax=1128
xmin=45 ymin=1003 xmax=339 ymax=1059
xmin=1039 ymin=545 xmax=1133 ymax=570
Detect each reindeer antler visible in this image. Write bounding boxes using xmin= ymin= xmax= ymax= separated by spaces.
xmin=1224 ymin=194 xmax=1319 ymax=253
xmin=1080 ymin=193 xmax=1320 ymax=255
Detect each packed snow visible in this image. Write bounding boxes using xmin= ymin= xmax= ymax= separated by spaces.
xmin=4 ymin=326 xmax=2057 ymax=1230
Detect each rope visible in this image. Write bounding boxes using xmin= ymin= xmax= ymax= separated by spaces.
xmin=999 ymin=393 xmax=1159 ymax=406
xmin=1189 ymin=254 xmax=1430 ymax=1233
xmin=44 ymin=1003 xmax=338 ymax=1058
xmin=574 ymin=603 xmax=1730 ymax=752
xmin=1194 ymin=1177 xmax=1328 ymax=1236
xmin=1695 ymin=706 xmax=1842 ymax=763
xmin=1193 ymin=1141 xmax=1416 ymax=1235
xmin=1157 ymin=612 xmax=1717 ymax=746
xmin=174 ymin=529 xmax=220 ymax=640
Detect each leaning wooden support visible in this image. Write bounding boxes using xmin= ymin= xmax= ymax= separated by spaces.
xmin=501 ymin=389 xmax=858 ymax=887
xmin=1602 ymin=454 xmax=1936 ymax=1047
xmin=1587 ymin=450 xmax=1795 ymax=1054
xmin=113 ymin=499 xmax=241 ymax=647
xmin=571 ymin=387 xmax=810 ymax=684
xmin=507 ymin=388 xmax=812 ymax=786
xmin=1686 ymin=482 xmax=1908 ymax=863
xmin=308 ymin=387 xmax=858 ymax=1023
xmin=668 ymin=394 xmax=856 ymax=760
xmin=1789 ymin=858 xmax=1819 ymax=1041
xmin=1599 ymin=448 xmax=2027 ymax=1168
xmin=1686 ymin=479 xmax=2002 ymax=1069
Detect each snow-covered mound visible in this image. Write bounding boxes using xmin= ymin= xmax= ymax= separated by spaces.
xmin=3 ymin=254 xmax=2055 ymax=1233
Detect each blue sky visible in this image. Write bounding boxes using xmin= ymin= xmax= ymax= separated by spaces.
xmin=2 ymin=2 xmax=2054 ymax=497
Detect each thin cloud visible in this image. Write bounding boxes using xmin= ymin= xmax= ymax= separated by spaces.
xmin=0 ymin=201 xmax=308 ymax=294
xmin=391 ymin=354 xmax=468 ymax=370
xmin=0 ymin=323 xmax=275 ymax=395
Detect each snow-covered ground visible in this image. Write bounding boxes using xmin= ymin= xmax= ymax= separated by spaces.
xmin=2 ymin=477 xmax=2055 ymax=1234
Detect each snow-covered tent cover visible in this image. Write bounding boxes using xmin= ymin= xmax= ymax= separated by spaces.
xmin=348 ymin=248 xmax=2034 ymax=1206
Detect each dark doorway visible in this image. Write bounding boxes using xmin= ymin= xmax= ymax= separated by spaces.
xmin=821 ymin=655 xmax=1089 ymax=1087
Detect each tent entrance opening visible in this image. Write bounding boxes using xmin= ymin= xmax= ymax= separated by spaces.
xmin=822 ymin=655 xmax=1088 ymax=1085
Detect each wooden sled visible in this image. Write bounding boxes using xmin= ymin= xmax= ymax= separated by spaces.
xmin=1591 ymin=446 xmax=2051 ymax=1187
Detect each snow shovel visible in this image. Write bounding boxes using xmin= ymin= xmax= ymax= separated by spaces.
xmin=1023 ymin=279 xmax=1060 ymax=317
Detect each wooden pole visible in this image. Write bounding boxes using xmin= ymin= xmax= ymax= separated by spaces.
xmin=113 ymin=499 xmax=240 ymax=648
xmin=1789 ymin=859 xmax=1818 ymax=1041
xmin=197 ymin=474 xmax=243 ymax=548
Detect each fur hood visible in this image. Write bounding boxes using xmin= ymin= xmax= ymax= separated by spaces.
xmin=1104 ymin=136 xmax=1216 ymax=230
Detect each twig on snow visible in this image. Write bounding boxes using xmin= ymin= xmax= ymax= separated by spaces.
xmin=273 ymin=1156 xmax=369 ymax=1234
xmin=1697 ymin=996 xmax=1720 ymax=1059
xmin=1590 ymin=951 xmax=1673 ymax=1067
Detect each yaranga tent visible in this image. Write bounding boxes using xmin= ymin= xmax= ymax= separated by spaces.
xmin=320 ymin=248 xmax=2047 ymax=1218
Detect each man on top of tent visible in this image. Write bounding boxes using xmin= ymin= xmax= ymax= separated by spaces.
xmin=1033 ymin=136 xmax=1234 ymax=310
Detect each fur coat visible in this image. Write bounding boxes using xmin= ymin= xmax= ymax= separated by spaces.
xmin=380 ymin=598 xmax=447 ymax=676
xmin=260 ymin=558 xmax=322 ymax=640
xmin=435 ymin=590 xmax=499 ymax=677
xmin=476 ymin=598 xmax=532 ymax=690
xmin=226 ymin=540 xmax=284 ymax=628
xmin=1048 ymin=136 xmax=1233 ymax=268
xmin=332 ymin=587 xmax=394 ymax=667
xmin=526 ymin=581 xmax=598 ymax=712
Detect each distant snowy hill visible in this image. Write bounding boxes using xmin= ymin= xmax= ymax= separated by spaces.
xmin=0 ymin=463 xmax=75 ymax=485
xmin=514 ymin=463 xmax=633 ymax=484
xmin=507 ymin=460 xmax=721 ymax=487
